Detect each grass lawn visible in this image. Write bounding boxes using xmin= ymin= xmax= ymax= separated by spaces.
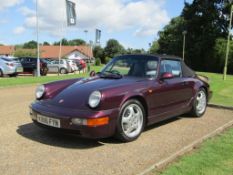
xmin=0 ymin=65 xmax=103 ymax=88
xmin=157 ymin=128 xmax=233 ymax=175
xmin=156 ymin=72 xmax=233 ymax=175
xmin=198 ymin=72 xmax=233 ymax=107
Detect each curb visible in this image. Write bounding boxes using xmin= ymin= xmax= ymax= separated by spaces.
xmin=138 ymin=105 xmax=233 ymax=175
xmin=208 ymin=103 xmax=233 ymax=110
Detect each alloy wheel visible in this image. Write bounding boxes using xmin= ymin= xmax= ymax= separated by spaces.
xmin=196 ymin=90 xmax=207 ymax=114
xmin=121 ymin=104 xmax=144 ymax=138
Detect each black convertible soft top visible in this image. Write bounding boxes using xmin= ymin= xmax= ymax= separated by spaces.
xmin=157 ymin=54 xmax=196 ymax=78
xmin=118 ymin=54 xmax=196 ymax=78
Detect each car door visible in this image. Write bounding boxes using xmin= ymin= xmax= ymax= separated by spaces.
xmin=49 ymin=61 xmax=59 ymax=73
xmin=148 ymin=59 xmax=193 ymax=123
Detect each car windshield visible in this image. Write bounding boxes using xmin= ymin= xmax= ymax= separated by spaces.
xmin=101 ymin=55 xmax=158 ymax=78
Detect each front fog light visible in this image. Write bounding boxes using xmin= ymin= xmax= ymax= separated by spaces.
xmin=71 ymin=118 xmax=87 ymax=125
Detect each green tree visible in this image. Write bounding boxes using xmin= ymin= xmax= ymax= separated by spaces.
xmin=181 ymin=0 xmax=230 ymax=71
xmin=53 ymin=38 xmax=69 ymax=46
xmin=213 ymin=38 xmax=233 ymax=74
xmin=43 ymin=41 xmax=50 ymax=46
xmin=157 ymin=16 xmax=185 ymax=57
xmin=23 ymin=40 xmax=37 ymax=49
xmin=125 ymin=48 xmax=134 ymax=54
xmin=69 ymin=39 xmax=86 ymax=46
xmin=149 ymin=41 xmax=160 ymax=54
xmin=14 ymin=49 xmax=36 ymax=57
xmin=93 ymin=46 xmax=105 ymax=63
xmin=156 ymin=0 xmax=232 ymax=72
xmin=104 ymin=39 xmax=125 ymax=59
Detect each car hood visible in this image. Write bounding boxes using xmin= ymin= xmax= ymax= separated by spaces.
xmin=44 ymin=76 xmax=143 ymax=109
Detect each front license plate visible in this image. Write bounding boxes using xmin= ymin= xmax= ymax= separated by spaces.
xmin=37 ymin=115 xmax=60 ymax=128
xmin=17 ymin=67 xmax=23 ymax=72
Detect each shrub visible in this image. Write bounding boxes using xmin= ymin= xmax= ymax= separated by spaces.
xmin=95 ymin=58 xmax=101 ymax=66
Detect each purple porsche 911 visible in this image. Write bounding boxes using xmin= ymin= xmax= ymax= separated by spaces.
xmin=30 ymin=54 xmax=212 ymax=142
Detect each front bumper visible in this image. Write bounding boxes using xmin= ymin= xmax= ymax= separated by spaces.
xmin=30 ymin=102 xmax=119 ymax=139
xmin=3 ymin=66 xmax=23 ymax=75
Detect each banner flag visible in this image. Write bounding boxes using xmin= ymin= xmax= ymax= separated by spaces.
xmin=95 ymin=29 xmax=101 ymax=44
xmin=66 ymin=0 xmax=76 ymax=26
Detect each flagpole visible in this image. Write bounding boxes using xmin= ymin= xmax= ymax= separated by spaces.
xmin=58 ymin=1 xmax=66 ymax=76
xmin=58 ymin=24 xmax=63 ymax=76
xmin=36 ymin=0 xmax=40 ymax=77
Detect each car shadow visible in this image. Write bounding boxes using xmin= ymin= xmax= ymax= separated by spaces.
xmin=144 ymin=113 xmax=198 ymax=132
xmin=101 ymin=117 xmax=182 ymax=144
xmin=144 ymin=117 xmax=180 ymax=132
xmin=17 ymin=123 xmax=104 ymax=149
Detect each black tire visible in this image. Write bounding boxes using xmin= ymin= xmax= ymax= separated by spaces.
xmin=190 ymin=88 xmax=207 ymax=117
xmin=9 ymin=73 xmax=18 ymax=77
xmin=0 ymin=69 xmax=3 ymax=77
xmin=60 ymin=68 xmax=67 ymax=74
xmin=41 ymin=69 xmax=48 ymax=76
xmin=115 ymin=99 xmax=145 ymax=142
xmin=33 ymin=69 xmax=37 ymax=77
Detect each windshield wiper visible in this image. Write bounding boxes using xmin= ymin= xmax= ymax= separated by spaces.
xmin=99 ymin=71 xmax=123 ymax=79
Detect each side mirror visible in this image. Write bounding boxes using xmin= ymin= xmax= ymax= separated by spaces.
xmin=89 ymin=70 xmax=96 ymax=77
xmin=160 ymin=72 xmax=174 ymax=80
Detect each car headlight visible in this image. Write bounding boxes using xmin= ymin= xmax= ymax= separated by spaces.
xmin=36 ymin=85 xmax=45 ymax=99
xmin=88 ymin=91 xmax=101 ymax=108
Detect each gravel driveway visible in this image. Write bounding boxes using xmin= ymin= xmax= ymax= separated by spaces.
xmin=0 ymin=85 xmax=233 ymax=175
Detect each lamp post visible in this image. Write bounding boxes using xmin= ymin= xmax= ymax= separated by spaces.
xmin=182 ymin=30 xmax=187 ymax=61
xmin=148 ymin=43 xmax=152 ymax=54
xmin=36 ymin=0 xmax=40 ymax=77
xmin=223 ymin=4 xmax=233 ymax=80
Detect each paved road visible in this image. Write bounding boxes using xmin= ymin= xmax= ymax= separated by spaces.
xmin=0 ymin=86 xmax=233 ymax=175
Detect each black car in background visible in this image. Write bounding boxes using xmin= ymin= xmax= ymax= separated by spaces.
xmin=18 ymin=57 xmax=48 ymax=76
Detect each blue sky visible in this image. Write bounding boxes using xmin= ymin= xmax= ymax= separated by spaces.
xmin=0 ymin=0 xmax=193 ymax=50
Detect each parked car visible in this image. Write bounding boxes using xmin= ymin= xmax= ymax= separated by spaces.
xmin=30 ymin=54 xmax=212 ymax=142
xmin=19 ymin=57 xmax=48 ymax=76
xmin=0 ymin=57 xmax=23 ymax=77
xmin=67 ymin=60 xmax=78 ymax=72
xmin=47 ymin=59 xmax=71 ymax=74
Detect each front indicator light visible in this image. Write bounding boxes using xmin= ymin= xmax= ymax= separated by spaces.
xmin=87 ymin=117 xmax=109 ymax=127
xmin=71 ymin=117 xmax=109 ymax=127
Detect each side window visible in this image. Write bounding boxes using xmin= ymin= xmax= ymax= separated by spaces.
xmin=160 ymin=60 xmax=182 ymax=77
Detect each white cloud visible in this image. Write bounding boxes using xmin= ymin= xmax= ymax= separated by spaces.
xmin=0 ymin=0 xmax=24 ymax=11
xmin=19 ymin=6 xmax=35 ymax=16
xmin=13 ymin=26 xmax=26 ymax=35
xmin=20 ymin=0 xmax=169 ymax=37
